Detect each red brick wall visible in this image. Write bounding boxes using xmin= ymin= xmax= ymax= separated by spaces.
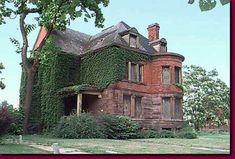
xmin=83 ymin=88 xmax=116 ymax=115
xmin=87 ymin=53 xmax=184 ymax=129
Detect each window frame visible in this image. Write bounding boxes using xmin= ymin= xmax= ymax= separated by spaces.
xmin=123 ymin=95 xmax=131 ymax=116
xmin=135 ymin=96 xmax=142 ymax=118
xmin=175 ymin=66 xmax=182 ymax=84
xmin=162 ymin=97 xmax=172 ymax=120
xmin=175 ymin=97 xmax=182 ymax=120
xmin=127 ymin=62 xmax=144 ymax=83
xmin=162 ymin=65 xmax=171 ymax=85
xmin=129 ymin=34 xmax=138 ymax=48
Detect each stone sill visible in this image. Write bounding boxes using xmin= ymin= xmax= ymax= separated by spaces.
xmin=121 ymin=79 xmax=147 ymax=85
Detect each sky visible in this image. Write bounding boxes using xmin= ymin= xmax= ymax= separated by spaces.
xmin=0 ymin=0 xmax=230 ymax=107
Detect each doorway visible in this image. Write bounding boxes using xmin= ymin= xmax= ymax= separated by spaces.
xmin=63 ymin=95 xmax=77 ymax=116
xmin=82 ymin=94 xmax=99 ymax=114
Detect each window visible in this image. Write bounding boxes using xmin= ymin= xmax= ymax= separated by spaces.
xmin=162 ymin=97 xmax=171 ymax=119
xmin=131 ymin=63 xmax=137 ymax=81
xmin=123 ymin=95 xmax=131 ymax=116
xmin=129 ymin=34 xmax=137 ymax=48
xmin=175 ymin=98 xmax=182 ymax=119
xmin=162 ymin=66 xmax=170 ymax=84
xmin=175 ymin=67 xmax=181 ymax=84
xmin=127 ymin=62 xmax=143 ymax=82
xmin=162 ymin=128 xmax=172 ymax=131
xmin=135 ymin=96 xmax=142 ymax=118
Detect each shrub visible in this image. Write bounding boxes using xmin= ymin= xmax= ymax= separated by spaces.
xmin=53 ymin=113 xmax=104 ymax=139
xmin=97 ymin=114 xmax=140 ymax=139
xmin=177 ymin=127 xmax=197 ymax=139
xmin=0 ymin=106 xmax=13 ymax=138
xmin=138 ymin=129 xmax=160 ymax=138
xmin=159 ymin=130 xmax=175 ymax=138
xmin=7 ymin=107 xmax=24 ymax=135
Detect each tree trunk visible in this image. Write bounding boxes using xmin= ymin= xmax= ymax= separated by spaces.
xmin=23 ymin=69 xmax=36 ymax=134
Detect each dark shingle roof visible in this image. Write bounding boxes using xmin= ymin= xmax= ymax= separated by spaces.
xmin=52 ymin=29 xmax=91 ymax=54
xmin=52 ymin=21 xmax=158 ymax=55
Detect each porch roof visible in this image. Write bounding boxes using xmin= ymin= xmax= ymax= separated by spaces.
xmin=57 ymin=84 xmax=101 ymax=97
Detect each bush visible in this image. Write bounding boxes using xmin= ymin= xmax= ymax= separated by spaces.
xmin=7 ymin=107 xmax=24 ymax=135
xmin=53 ymin=113 xmax=104 ymax=139
xmin=176 ymin=127 xmax=197 ymax=139
xmin=0 ymin=106 xmax=13 ymax=138
xmin=159 ymin=130 xmax=175 ymax=138
xmin=138 ymin=129 xmax=160 ymax=138
xmin=97 ymin=114 xmax=140 ymax=139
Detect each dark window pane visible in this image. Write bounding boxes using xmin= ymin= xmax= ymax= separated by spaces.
xmin=123 ymin=95 xmax=131 ymax=116
xmin=162 ymin=97 xmax=171 ymax=119
xmin=135 ymin=96 xmax=142 ymax=118
xmin=131 ymin=64 xmax=136 ymax=81
xmin=162 ymin=66 xmax=170 ymax=84
xmin=175 ymin=98 xmax=182 ymax=119
xmin=175 ymin=67 xmax=181 ymax=84
xmin=130 ymin=34 xmax=137 ymax=48
xmin=129 ymin=63 xmax=143 ymax=82
xmin=139 ymin=65 xmax=143 ymax=82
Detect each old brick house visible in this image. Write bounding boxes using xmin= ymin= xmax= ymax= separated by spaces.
xmin=31 ymin=21 xmax=185 ymax=130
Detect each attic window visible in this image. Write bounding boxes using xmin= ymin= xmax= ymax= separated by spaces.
xmin=129 ymin=34 xmax=137 ymax=48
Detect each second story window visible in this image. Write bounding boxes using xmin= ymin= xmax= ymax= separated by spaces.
xmin=162 ymin=66 xmax=170 ymax=85
xmin=175 ymin=67 xmax=182 ymax=84
xmin=127 ymin=62 xmax=143 ymax=83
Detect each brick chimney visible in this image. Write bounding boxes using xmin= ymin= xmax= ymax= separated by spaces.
xmin=147 ymin=23 xmax=160 ymax=42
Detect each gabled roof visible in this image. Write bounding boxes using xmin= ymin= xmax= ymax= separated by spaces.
xmin=51 ymin=21 xmax=157 ymax=55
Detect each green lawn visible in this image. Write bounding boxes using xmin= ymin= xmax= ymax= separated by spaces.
xmin=2 ymin=132 xmax=230 ymax=154
xmin=0 ymin=143 xmax=50 ymax=154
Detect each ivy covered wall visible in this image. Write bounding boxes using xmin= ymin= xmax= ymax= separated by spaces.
xmin=79 ymin=47 xmax=150 ymax=89
xmin=20 ymin=38 xmax=150 ymax=132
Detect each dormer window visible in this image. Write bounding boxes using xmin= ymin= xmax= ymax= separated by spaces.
xmin=119 ymin=27 xmax=139 ymax=49
xmin=129 ymin=34 xmax=137 ymax=48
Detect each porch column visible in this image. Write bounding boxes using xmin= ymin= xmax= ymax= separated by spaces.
xmin=77 ymin=94 xmax=82 ymax=115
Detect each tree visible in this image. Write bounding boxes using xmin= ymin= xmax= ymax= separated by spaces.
xmin=0 ymin=62 xmax=5 ymax=89
xmin=0 ymin=100 xmax=9 ymax=107
xmin=0 ymin=100 xmax=24 ymax=135
xmin=0 ymin=0 xmax=109 ymax=133
xmin=182 ymin=65 xmax=230 ymax=130
xmin=188 ymin=0 xmax=230 ymax=11
xmin=0 ymin=106 xmax=13 ymax=140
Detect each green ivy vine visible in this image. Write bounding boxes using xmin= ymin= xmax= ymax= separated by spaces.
xmin=20 ymin=37 xmax=150 ymax=132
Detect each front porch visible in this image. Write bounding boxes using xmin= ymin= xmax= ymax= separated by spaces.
xmin=63 ymin=91 xmax=102 ymax=115
xmin=58 ymin=84 xmax=102 ymax=115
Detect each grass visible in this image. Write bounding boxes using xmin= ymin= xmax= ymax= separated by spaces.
xmin=2 ymin=132 xmax=230 ymax=154
xmin=0 ymin=143 xmax=50 ymax=154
